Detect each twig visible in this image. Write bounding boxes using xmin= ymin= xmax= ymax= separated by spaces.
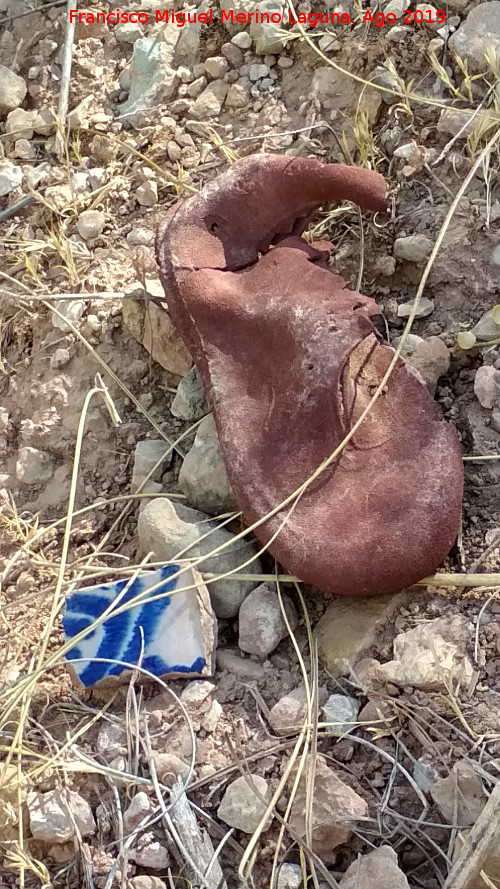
xmin=0 ymin=0 xmax=66 ymax=25
xmin=55 ymin=0 xmax=77 ymax=159
xmin=444 ymin=781 xmax=500 ymax=889
xmin=0 ymin=196 xmax=34 ymax=224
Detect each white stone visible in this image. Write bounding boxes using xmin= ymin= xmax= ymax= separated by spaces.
xmin=249 ymin=63 xmax=270 ymax=81
xmin=383 ymin=0 xmax=406 ymax=15
xmin=217 ymin=774 xmax=270 ymax=833
xmin=192 ymin=81 xmax=229 ymax=118
xmin=129 ymin=832 xmax=170 ymax=869
xmin=238 ymin=583 xmax=297 ymax=657
xmin=231 ymin=31 xmax=252 ymax=48
xmin=277 ymin=863 xmax=303 ymax=889
xmin=201 ymin=699 xmax=223 ymax=732
xmin=28 ymin=789 xmax=95 ymax=842
xmin=51 ymin=298 xmax=86 ymax=331
xmin=204 ymin=56 xmax=229 ymax=78
xmin=0 ymin=160 xmax=22 ymax=196
xmin=50 ymin=348 xmax=71 ymax=370
xmin=5 ymin=108 xmax=37 ymax=140
xmin=123 ymin=792 xmax=152 ymax=832
xmin=136 ymin=180 xmax=158 ymax=207
xmin=338 ymin=845 xmax=409 ymax=889
xmin=0 ymin=65 xmax=27 ymax=114
xmin=397 ymin=297 xmax=435 ymax=319
xmin=180 ymin=679 xmax=215 ymax=708
xmin=16 ymin=446 xmax=54 ymax=485
xmin=474 ymin=365 xmax=500 ymax=409
xmin=115 ymin=21 xmax=144 ymax=42
xmin=77 ymin=209 xmax=105 ymax=240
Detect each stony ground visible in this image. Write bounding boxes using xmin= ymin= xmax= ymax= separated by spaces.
xmin=1 ymin=0 xmax=500 ymax=888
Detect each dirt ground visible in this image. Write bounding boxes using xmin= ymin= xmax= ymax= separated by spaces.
xmin=1 ymin=0 xmax=500 ymax=887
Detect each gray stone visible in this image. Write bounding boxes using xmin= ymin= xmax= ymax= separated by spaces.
xmin=318 ymin=34 xmax=341 ymax=52
xmin=397 ymin=297 xmax=435 ymax=319
xmin=201 ymin=699 xmax=223 ymax=732
xmin=221 ymin=42 xmax=244 ymax=67
xmin=179 ymin=414 xmax=238 ymax=516
xmin=50 ymin=348 xmax=71 ymax=370
xmin=180 ymin=679 xmax=215 ymax=708
xmin=217 ymin=774 xmax=270 ymax=833
xmin=238 ymin=583 xmax=297 ymax=657
xmin=70 ymin=171 xmax=91 ymax=194
xmin=192 ymin=81 xmax=229 ymax=118
xmin=231 ymin=31 xmax=252 ymax=48
xmin=137 ymin=497 xmax=262 ymax=617
xmin=392 ymin=333 xmax=425 ymax=358
xmin=5 ymin=108 xmax=37 ymax=140
xmin=28 ymin=789 xmax=95 ymax=842
xmin=117 ymin=35 xmax=179 ymax=125
xmin=431 ymin=759 xmax=487 ymax=825
xmin=413 ymin=756 xmax=439 ymax=793
xmin=216 ymin=648 xmax=267 ymax=679
xmin=383 ymin=0 xmax=406 ymax=16
xmin=204 ymin=56 xmax=229 ymax=78
xmin=0 ymin=160 xmax=22 ymax=196
xmin=474 ymin=365 xmax=500 ymax=409
xmin=338 ymin=846 xmax=409 ymax=889
xmin=131 ymin=439 xmax=172 ymax=491
xmin=471 ymin=307 xmax=500 ymax=341
xmin=171 ymin=366 xmax=208 ymax=421
xmin=491 ymin=408 xmax=500 ymax=433
xmin=115 ymin=21 xmax=144 ymax=43
xmin=449 ymin=3 xmax=500 ymax=71
xmin=77 ymin=209 xmax=105 ymax=241
xmin=96 ymin=720 xmax=127 ymax=761
xmin=0 ymin=65 xmax=27 ymax=115
xmin=153 ymin=752 xmax=190 ymax=787
xmin=376 ymin=615 xmax=474 ymax=691
xmin=128 ymin=833 xmax=170 ymax=869
xmin=405 ymin=336 xmax=450 ymax=395
xmin=322 ymin=694 xmax=361 ymax=736
xmin=136 ymin=180 xmax=158 ymax=207
xmin=269 ymin=685 xmax=329 ymax=736
xmin=249 ymin=63 xmax=269 ymax=81
xmin=225 ymin=81 xmax=251 ymax=108
xmin=16 ymin=447 xmax=54 ymax=485
xmin=394 ymin=234 xmax=433 ymax=263
xmin=250 ymin=0 xmax=287 ymax=53
xmin=123 ymin=792 xmax=151 ymax=832
xmin=128 ymin=878 xmax=167 ymax=889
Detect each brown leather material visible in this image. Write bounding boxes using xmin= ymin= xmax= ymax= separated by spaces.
xmin=155 ymin=154 xmax=463 ymax=597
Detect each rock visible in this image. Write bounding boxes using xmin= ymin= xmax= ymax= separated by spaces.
xmin=123 ymin=298 xmax=193 ymax=376
xmin=181 ymin=679 xmax=215 ymax=708
xmin=0 ymin=65 xmax=27 ymax=115
xmin=338 ymin=846 xmax=409 ymax=889
xmin=16 ymin=446 xmax=54 ymax=485
xmin=314 ymin=594 xmax=406 ymax=677
xmin=44 ymin=184 xmax=73 ymax=211
xmin=192 ymin=81 xmax=229 ymax=118
xmin=383 ymin=0 xmax=406 ymax=15
xmin=225 ymin=81 xmax=251 ymax=108
xmin=437 ymin=108 xmax=491 ymax=138
xmin=123 ymin=792 xmax=151 ymax=832
xmin=62 ymin=564 xmax=216 ymax=686
xmin=70 ymin=171 xmax=90 ymax=194
xmin=413 ymin=756 xmax=439 ymax=793
xmin=231 ymin=31 xmax=252 ymax=48
xmin=216 ymin=648 xmax=267 ymax=679
xmin=249 ymin=63 xmax=270 ymax=81
xmin=431 ymin=759 xmax=487 ymax=825
xmin=67 ymin=97 xmax=93 ymax=130
xmin=318 ymin=34 xmax=341 ymax=52
xmin=376 ymin=615 xmax=474 ymax=691
xmin=131 ymin=439 xmax=172 ymax=491
xmin=288 ymin=754 xmax=368 ymax=862
xmin=238 ymin=583 xmax=297 ymax=657
xmin=128 ymin=878 xmax=167 ymax=889
xmin=187 ymin=76 xmax=207 ymax=98
xmin=51 ymin=298 xmax=85 ymax=331
xmin=492 ymin=408 xmax=500 ymax=433
xmin=129 ymin=833 xmax=170 ymax=869
xmin=115 ymin=21 xmax=144 ymax=43
xmin=386 ymin=25 xmax=413 ymax=41
xmin=392 ymin=334 xmax=425 ymax=358
xmin=474 ymin=365 xmax=500 ymax=409
xmin=96 ymin=721 xmax=127 ymax=762
xmin=311 ymin=68 xmax=382 ymax=150
xmin=269 ymin=685 xmax=328 ymax=735
xmin=357 ymin=698 xmax=395 ymax=731
xmin=153 ymin=752 xmax=191 ymax=787
xmin=217 ymin=774 xmax=270 ymax=833
xmin=14 ymin=138 xmax=36 ymax=160
xmin=471 ymin=308 xmax=500 ymax=341
xmin=171 ymin=366 xmax=208 ymax=421
xmin=204 ymin=56 xmax=229 ymax=78
xmin=322 ymin=694 xmax=361 ymax=736
xmin=77 ymin=209 xmax=105 ymax=241
xmin=117 ymin=36 xmax=179 ymax=125
xmin=449 ymin=3 xmax=500 ymax=72
xmin=221 ymin=42 xmax=244 ymax=67
xmin=0 ymin=159 xmax=22 ymax=196
xmin=277 ymin=864 xmax=303 ymax=889
xmin=251 ymin=0 xmax=287 ymax=53
xmin=5 ymin=108 xmax=37 ymax=140
xmin=397 ymin=297 xmax=435 ymax=319
xmin=405 ymin=336 xmax=450 ymax=395
xmin=50 ymin=348 xmax=71 ymax=370
xmin=137 ymin=180 xmax=158 ymax=207
xmin=394 ymin=234 xmax=433 ymax=263
xmin=28 ymin=789 xmax=95 ymax=842
xmin=178 ymin=414 xmax=238 ymax=516
xmin=137 ymin=497 xmax=262 ymax=618
xmin=32 ymin=108 xmax=56 ymax=136
xmin=201 ymin=699 xmax=223 ymax=731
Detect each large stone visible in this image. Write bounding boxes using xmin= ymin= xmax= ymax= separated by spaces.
xmin=449 ymin=3 xmax=500 ymax=71
xmin=315 ymin=594 xmax=406 ymax=676
xmin=376 ymin=615 xmax=474 ymax=691
xmin=431 ymin=759 xmax=487 ymax=826
xmin=238 ymin=583 xmax=297 ymax=657
xmin=338 ymin=846 xmax=409 ymax=889
xmin=171 ymin=366 xmax=208 ymax=421
xmin=123 ymin=298 xmax=192 ymax=377
xmin=0 ymin=160 xmax=22 ymax=196
xmin=179 ymin=414 xmax=238 ymax=516
xmin=137 ymin=497 xmax=262 ymax=618
xmin=288 ymin=754 xmax=368 ymax=862
xmin=155 ymin=154 xmax=463 ymax=598
xmin=28 ymin=790 xmax=95 ymax=842
xmin=117 ymin=34 xmax=179 ymax=125
xmin=0 ymin=65 xmax=27 ymax=115
xmin=5 ymin=108 xmax=37 ymax=139
xmin=217 ymin=774 xmax=270 ymax=833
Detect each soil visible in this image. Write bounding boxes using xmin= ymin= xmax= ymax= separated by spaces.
xmin=1 ymin=1 xmax=500 ymax=888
